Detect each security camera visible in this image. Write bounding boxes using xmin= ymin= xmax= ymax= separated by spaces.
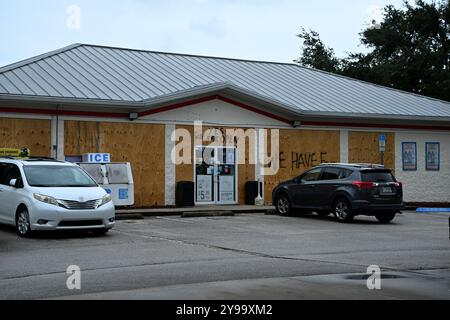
xmin=293 ymin=121 xmax=302 ymax=128
xmin=129 ymin=112 xmax=139 ymax=121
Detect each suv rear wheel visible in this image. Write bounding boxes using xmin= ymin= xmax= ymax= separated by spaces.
xmin=333 ymin=198 xmax=354 ymax=223
xmin=275 ymin=194 xmax=291 ymax=216
xmin=375 ymin=212 xmax=396 ymax=223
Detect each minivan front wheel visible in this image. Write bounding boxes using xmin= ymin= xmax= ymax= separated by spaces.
xmin=276 ymin=194 xmax=291 ymax=216
xmin=16 ymin=207 xmax=32 ymax=238
xmin=333 ymin=198 xmax=354 ymax=223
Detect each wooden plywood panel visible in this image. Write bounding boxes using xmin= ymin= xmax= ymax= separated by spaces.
xmin=0 ymin=118 xmax=51 ymax=156
xmin=348 ymin=131 xmax=395 ymax=172
xmin=175 ymin=125 xmax=194 ymax=183
xmin=65 ymin=121 xmax=165 ymax=208
xmin=264 ymin=129 xmax=341 ymax=204
xmin=64 ymin=121 xmax=99 ymax=155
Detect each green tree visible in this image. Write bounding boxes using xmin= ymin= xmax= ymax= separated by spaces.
xmin=294 ymin=28 xmax=340 ymax=73
xmin=295 ymin=0 xmax=450 ymax=101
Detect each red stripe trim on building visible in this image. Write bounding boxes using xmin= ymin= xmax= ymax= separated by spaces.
xmin=216 ymin=96 xmax=293 ymax=125
xmin=138 ymin=95 xmax=218 ymax=117
xmin=138 ymin=95 xmax=294 ymax=125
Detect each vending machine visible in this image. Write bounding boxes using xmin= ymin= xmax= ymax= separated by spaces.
xmin=77 ymin=154 xmax=134 ymax=206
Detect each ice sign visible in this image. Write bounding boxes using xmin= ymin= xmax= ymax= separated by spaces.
xmin=82 ymin=153 xmax=111 ymax=163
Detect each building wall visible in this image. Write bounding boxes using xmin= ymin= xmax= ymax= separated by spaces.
xmin=0 ymin=117 xmax=52 ymax=157
xmin=1 ymin=111 xmax=448 ymax=207
xmin=64 ymin=120 xmax=165 ymax=207
xmin=395 ymin=131 xmax=450 ymax=203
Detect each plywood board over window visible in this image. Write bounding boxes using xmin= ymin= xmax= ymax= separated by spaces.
xmin=264 ymin=129 xmax=341 ymax=204
xmin=0 ymin=118 xmax=51 ymax=157
xmin=348 ymin=132 xmax=395 ymax=172
xmin=65 ymin=121 xmax=165 ymax=207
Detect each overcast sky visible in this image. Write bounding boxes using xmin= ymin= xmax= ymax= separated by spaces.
xmin=0 ymin=0 xmax=410 ymax=67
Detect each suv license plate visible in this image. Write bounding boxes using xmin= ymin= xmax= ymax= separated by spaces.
xmin=381 ymin=187 xmax=394 ymax=194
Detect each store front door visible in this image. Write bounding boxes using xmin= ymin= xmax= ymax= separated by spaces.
xmin=194 ymin=146 xmax=238 ymax=205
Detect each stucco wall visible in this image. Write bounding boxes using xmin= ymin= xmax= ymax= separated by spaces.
xmin=395 ymin=131 xmax=450 ymax=203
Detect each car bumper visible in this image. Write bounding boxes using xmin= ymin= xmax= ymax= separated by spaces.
xmin=351 ymin=200 xmax=404 ymax=214
xmin=28 ymin=201 xmax=115 ymax=231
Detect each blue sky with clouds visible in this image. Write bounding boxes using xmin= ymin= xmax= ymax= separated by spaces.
xmin=0 ymin=0 xmax=409 ymax=67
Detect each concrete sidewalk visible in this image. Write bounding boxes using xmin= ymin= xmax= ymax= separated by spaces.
xmin=116 ymin=205 xmax=275 ymax=219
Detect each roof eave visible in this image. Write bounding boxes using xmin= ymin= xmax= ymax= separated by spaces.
xmin=301 ymin=110 xmax=450 ymax=123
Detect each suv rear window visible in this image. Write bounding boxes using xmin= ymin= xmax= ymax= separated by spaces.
xmin=361 ymin=170 xmax=395 ymax=182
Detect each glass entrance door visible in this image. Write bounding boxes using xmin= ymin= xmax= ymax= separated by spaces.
xmin=194 ymin=146 xmax=237 ymax=205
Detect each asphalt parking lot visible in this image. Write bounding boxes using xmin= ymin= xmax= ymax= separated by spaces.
xmin=0 ymin=210 xmax=449 ymax=300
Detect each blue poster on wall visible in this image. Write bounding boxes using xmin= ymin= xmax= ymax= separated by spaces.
xmin=426 ymin=142 xmax=440 ymax=171
xmin=402 ymin=142 xmax=417 ymax=171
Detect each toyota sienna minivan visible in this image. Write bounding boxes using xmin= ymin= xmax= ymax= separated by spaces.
xmin=0 ymin=157 xmax=115 ymax=237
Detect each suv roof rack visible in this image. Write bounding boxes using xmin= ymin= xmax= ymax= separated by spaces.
xmin=321 ymin=163 xmax=385 ymax=168
xmin=24 ymin=156 xmax=62 ymax=162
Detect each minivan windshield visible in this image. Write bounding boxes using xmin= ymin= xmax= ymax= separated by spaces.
xmin=23 ymin=165 xmax=97 ymax=187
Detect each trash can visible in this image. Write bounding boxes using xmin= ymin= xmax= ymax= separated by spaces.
xmin=245 ymin=181 xmax=263 ymax=205
xmin=176 ymin=181 xmax=195 ymax=207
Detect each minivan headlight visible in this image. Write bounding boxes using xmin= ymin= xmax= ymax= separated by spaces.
xmin=34 ymin=193 xmax=59 ymax=206
xmin=99 ymin=194 xmax=112 ymax=207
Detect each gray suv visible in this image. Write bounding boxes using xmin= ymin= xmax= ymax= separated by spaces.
xmin=272 ymin=163 xmax=404 ymax=223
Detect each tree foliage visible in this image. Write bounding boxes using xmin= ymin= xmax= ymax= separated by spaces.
xmin=295 ymin=0 xmax=450 ymax=101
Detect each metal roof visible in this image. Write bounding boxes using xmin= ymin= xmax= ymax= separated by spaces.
xmin=1 ymin=43 xmax=450 ymax=120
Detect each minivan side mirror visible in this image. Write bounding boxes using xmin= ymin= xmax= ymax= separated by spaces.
xmin=9 ymin=179 xmax=18 ymax=187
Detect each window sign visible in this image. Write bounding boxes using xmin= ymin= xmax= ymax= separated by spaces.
xmin=402 ymin=142 xmax=417 ymax=171
xmin=196 ymin=175 xmax=212 ymax=202
xmin=82 ymin=153 xmax=111 ymax=163
xmin=219 ymin=175 xmax=234 ymax=202
xmin=426 ymin=142 xmax=440 ymax=171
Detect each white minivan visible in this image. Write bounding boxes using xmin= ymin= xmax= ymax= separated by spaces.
xmin=0 ymin=157 xmax=115 ymax=237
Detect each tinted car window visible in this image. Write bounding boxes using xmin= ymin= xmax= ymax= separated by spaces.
xmin=1 ymin=164 xmax=21 ymax=185
xmin=301 ymin=168 xmax=322 ymax=182
xmin=340 ymin=169 xmax=353 ymax=179
xmin=0 ymin=163 xmax=7 ymax=184
xmin=361 ymin=170 xmax=395 ymax=182
xmin=321 ymin=167 xmax=341 ymax=180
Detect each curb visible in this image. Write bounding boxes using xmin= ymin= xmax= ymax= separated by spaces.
xmin=181 ymin=211 xmax=235 ymax=218
xmin=115 ymin=208 xmax=274 ymax=219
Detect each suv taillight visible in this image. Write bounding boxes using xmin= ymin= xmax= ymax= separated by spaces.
xmin=352 ymin=181 xmax=375 ymax=189
xmin=395 ymin=181 xmax=402 ymax=187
